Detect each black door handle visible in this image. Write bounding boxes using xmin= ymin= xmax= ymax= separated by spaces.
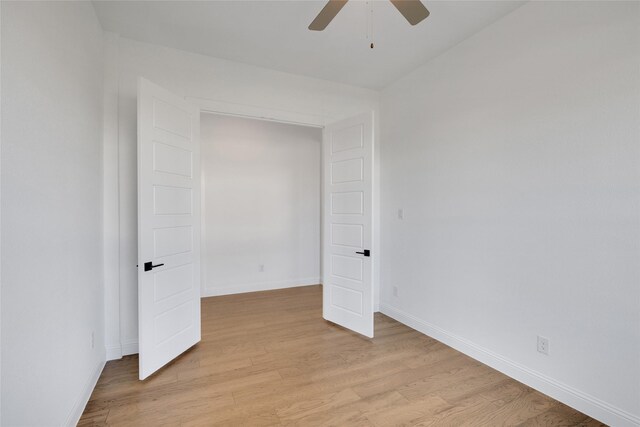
xmin=144 ymin=261 xmax=164 ymax=271
xmin=355 ymin=249 xmax=370 ymax=257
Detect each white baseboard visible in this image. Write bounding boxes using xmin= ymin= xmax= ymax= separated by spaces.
xmin=121 ymin=340 xmax=139 ymax=356
xmin=202 ymin=277 xmax=321 ymax=298
xmin=64 ymin=359 xmax=105 ymax=427
xmin=106 ymin=344 xmax=122 ymax=361
xmin=380 ymin=303 xmax=640 ymax=427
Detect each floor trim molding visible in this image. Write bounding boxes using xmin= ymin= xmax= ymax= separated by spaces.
xmin=380 ymin=303 xmax=640 ymax=427
xmin=121 ymin=340 xmax=139 ymax=356
xmin=202 ymin=277 xmax=321 ymax=298
xmin=106 ymin=344 xmax=122 ymax=361
xmin=64 ymin=359 xmax=105 ymax=427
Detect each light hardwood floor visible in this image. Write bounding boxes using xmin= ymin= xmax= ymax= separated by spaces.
xmin=80 ymin=285 xmax=604 ymax=426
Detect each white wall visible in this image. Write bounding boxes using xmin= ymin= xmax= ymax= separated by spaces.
xmin=380 ymin=2 xmax=640 ymax=425
xmin=201 ymin=114 xmax=321 ymax=296
xmin=1 ymin=2 xmax=105 ymax=425
xmin=103 ymin=35 xmax=379 ymax=358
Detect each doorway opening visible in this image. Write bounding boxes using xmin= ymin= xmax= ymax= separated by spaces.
xmin=200 ymin=112 xmax=323 ymax=298
xmin=137 ymin=78 xmax=375 ymax=378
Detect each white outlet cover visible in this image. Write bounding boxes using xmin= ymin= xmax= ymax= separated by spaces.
xmin=537 ymin=336 xmax=549 ymax=355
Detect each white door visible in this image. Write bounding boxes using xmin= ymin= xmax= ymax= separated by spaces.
xmin=323 ymin=112 xmax=374 ymax=338
xmin=137 ymin=78 xmax=201 ymax=380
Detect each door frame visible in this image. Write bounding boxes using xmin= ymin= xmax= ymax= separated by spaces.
xmin=187 ymin=96 xmax=381 ymax=313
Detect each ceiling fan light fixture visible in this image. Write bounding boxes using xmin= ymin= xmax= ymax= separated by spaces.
xmin=308 ymin=0 xmax=430 ymax=31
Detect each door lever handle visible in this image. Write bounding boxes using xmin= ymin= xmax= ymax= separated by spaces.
xmin=144 ymin=261 xmax=165 ymax=272
xmin=355 ymin=249 xmax=370 ymax=257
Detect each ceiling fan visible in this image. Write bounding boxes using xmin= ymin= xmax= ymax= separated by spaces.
xmin=309 ymin=0 xmax=430 ymax=31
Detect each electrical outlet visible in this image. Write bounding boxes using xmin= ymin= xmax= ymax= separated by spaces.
xmin=259 ymin=264 xmax=265 ymax=272
xmin=90 ymin=331 xmax=95 ymax=349
xmin=398 ymin=209 xmax=404 ymax=220
xmin=537 ymin=335 xmax=549 ymax=355
xmin=393 ymin=286 xmax=399 ymax=297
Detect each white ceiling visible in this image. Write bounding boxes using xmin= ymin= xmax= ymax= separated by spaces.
xmin=93 ymin=0 xmax=525 ymax=89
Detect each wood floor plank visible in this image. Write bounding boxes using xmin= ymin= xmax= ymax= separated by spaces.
xmin=79 ymin=285 xmax=600 ymax=426
xmin=468 ymin=390 xmax=557 ymax=426
xmin=364 ymin=393 xmax=453 ymax=426
xmin=517 ymin=402 xmax=592 ymax=427
xmin=410 ymin=393 xmax=502 ymax=427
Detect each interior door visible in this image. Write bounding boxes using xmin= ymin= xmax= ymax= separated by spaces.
xmin=137 ymin=78 xmax=201 ymax=380
xmin=323 ymin=112 xmax=374 ymax=338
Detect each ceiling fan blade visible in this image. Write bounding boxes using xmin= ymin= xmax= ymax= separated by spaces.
xmin=309 ymin=0 xmax=349 ymax=31
xmin=389 ymin=0 xmax=430 ymax=26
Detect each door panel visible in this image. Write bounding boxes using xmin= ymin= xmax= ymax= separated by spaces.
xmin=138 ymin=78 xmax=201 ymax=380
xmin=323 ymin=112 xmax=374 ymax=338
